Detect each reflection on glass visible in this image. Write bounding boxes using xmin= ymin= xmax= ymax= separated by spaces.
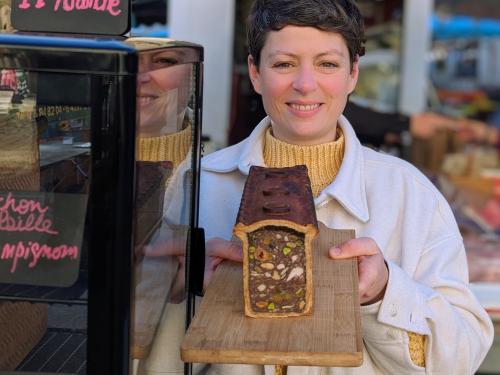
xmin=0 ymin=69 xmax=90 ymax=371
xmin=137 ymin=49 xmax=194 ymax=138
xmin=0 ymin=70 xmax=91 ymax=285
xmin=0 ymin=70 xmax=37 ymax=190
xmin=129 ymin=44 xmax=197 ymax=363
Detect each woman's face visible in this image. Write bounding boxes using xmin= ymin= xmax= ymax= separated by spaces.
xmin=248 ymin=26 xmax=359 ymax=145
xmin=137 ymin=50 xmax=192 ymax=137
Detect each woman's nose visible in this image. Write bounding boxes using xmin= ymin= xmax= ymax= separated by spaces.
xmin=138 ymin=72 xmax=151 ymax=84
xmin=292 ymin=66 xmax=318 ymax=94
xmin=138 ymin=56 xmax=153 ymax=75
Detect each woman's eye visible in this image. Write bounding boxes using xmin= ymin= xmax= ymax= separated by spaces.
xmin=154 ymin=58 xmax=179 ymax=67
xmin=319 ymin=61 xmax=338 ymax=68
xmin=273 ymin=62 xmax=293 ymax=69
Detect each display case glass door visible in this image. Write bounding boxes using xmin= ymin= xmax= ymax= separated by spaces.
xmin=128 ymin=41 xmax=204 ymax=374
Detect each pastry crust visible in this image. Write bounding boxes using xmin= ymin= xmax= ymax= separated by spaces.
xmin=234 ymin=165 xmax=318 ymax=318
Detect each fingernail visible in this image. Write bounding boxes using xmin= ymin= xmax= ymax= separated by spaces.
xmin=330 ymin=247 xmax=341 ymax=256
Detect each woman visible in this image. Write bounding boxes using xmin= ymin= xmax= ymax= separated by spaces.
xmin=198 ymin=0 xmax=493 ymax=374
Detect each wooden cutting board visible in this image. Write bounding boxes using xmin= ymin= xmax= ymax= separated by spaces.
xmin=181 ymin=224 xmax=363 ymax=367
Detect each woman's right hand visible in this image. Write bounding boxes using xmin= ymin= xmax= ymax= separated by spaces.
xmin=203 ymin=237 xmax=243 ymax=291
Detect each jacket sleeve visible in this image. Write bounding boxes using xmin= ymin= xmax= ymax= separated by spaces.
xmin=361 ymin=207 xmax=494 ymax=373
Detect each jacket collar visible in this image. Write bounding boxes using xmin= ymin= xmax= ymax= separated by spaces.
xmin=322 ymin=115 xmax=369 ymax=222
xmin=237 ymin=116 xmax=269 ymax=174
xmin=202 ymin=115 xmax=369 ymax=222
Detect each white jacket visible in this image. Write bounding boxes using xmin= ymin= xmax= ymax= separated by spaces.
xmin=198 ymin=116 xmax=493 ymax=375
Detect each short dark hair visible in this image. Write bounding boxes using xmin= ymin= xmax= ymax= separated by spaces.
xmin=247 ymin=0 xmax=365 ymax=69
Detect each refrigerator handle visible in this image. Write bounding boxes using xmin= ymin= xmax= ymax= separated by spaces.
xmin=189 ymin=227 xmax=205 ymax=297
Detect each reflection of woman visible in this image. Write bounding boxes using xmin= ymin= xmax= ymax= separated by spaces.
xmin=131 ymin=46 xmax=194 ymax=253
xmin=197 ymin=0 xmax=493 ymax=374
xmin=127 ymin=41 xmax=196 ymax=364
xmin=136 ymin=48 xmax=193 ymax=166
xmin=134 ymin=47 xmax=195 ymax=250
xmin=129 ymin=44 xmax=197 ymax=251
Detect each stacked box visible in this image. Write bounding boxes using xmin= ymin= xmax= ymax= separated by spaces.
xmin=234 ymin=165 xmax=318 ymax=318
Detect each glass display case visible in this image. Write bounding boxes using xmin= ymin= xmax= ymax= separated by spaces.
xmin=0 ymin=33 xmax=204 ymax=375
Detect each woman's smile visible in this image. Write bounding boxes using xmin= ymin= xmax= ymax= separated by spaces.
xmin=287 ymin=101 xmax=323 ymax=117
xmin=138 ymin=93 xmax=158 ymax=107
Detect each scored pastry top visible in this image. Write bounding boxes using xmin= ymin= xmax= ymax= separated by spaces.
xmin=236 ymin=165 xmax=318 ymax=228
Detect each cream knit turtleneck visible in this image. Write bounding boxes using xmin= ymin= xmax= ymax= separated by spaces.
xmin=263 ymin=126 xmax=345 ymax=197
xmin=138 ymin=124 xmax=191 ymax=168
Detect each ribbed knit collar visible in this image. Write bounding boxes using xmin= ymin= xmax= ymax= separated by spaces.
xmin=263 ymin=126 xmax=345 ymax=197
xmin=138 ymin=124 xmax=192 ymax=168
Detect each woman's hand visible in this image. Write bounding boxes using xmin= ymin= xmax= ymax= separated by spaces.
xmin=328 ymin=237 xmax=388 ymax=305
xmin=142 ymin=224 xmax=187 ymax=257
xmin=203 ymin=237 xmax=243 ymax=291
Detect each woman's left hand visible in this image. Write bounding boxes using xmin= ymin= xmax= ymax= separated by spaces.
xmin=329 ymin=237 xmax=389 ymax=305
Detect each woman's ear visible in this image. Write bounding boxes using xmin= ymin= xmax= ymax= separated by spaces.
xmin=347 ymin=58 xmax=359 ymax=95
xmin=247 ymin=55 xmax=262 ymax=94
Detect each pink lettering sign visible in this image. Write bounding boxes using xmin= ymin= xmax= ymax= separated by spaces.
xmin=18 ymin=0 xmax=121 ymax=16
xmin=1 ymin=241 xmax=79 ymax=273
xmin=0 ymin=192 xmax=58 ymax=235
